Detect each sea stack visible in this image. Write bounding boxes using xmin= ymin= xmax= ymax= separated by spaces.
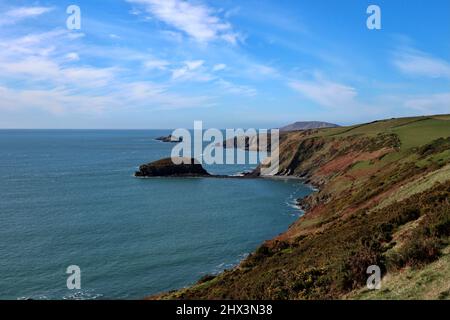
xmin=135 ymin=157 xmax=210 ymax=177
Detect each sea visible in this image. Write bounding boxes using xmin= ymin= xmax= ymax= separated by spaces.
xmin=0 ymin=130 xmax=311 ymax=299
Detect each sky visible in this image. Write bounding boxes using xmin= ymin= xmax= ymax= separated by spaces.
xmin=0 ymin=0 xmax=449 ymax=129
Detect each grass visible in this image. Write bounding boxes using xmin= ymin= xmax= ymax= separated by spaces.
xmin=351 ymin=160 xmax=373 ymax=170
xmin=348 ymin=246 xmax=450 ymax=300
xmin=392 ymin=118 xmax=450 ymax=150
xmin=328 ymin=117 xmax=428 ymax=138
xmin=432 ymin=114 xmax=450 ymax=121
xmin=154 ymin=114 xmax=450 ymax=300
xmin=320 ymin=116 xmax=450 ymax=152
xmin=296 ymin=216 xmax=325 ymax=232
xmin=416 ymin=149 xmax=450 ymax=168
xmin=374 ymin=164 xmax=450 ymax=211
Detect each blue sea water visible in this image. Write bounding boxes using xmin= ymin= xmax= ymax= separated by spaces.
xmin=0 ymin=130 xmax=311 ymax=300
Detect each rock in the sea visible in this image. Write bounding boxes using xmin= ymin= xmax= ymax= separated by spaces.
xmin=135 ymin=157 xmax=210 ymax=177
xmin=155 ymin=135 xmax=183 ymax=143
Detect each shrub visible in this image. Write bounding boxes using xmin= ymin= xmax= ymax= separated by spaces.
xmin=291 ymin=267 xmax=328 ymax=297
xmin=337 ymin=244 xmax=384 ymax=291
xmin=255 ymin=244 xmax=272 ymax=257
xmin=391 ymin=206 xmax=421 ymax=226
xmin=198 ymin=274 xmax=217 ymax=284
xmin=396 ymin=236 xmax=442 ymax=268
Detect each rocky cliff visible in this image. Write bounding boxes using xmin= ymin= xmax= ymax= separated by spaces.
xmin=153 ymin=114 xmax=450 ymax=300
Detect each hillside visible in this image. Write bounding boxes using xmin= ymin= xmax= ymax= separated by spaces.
xmin=280 ymin=121 xmax=340 ymax=132
xmin=221 ymin=121 xmax=339 ymax=151
xmin=154 ymin=114 xmax=450 ymax=300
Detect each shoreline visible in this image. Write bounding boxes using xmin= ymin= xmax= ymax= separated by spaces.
xmin=143 ymin=170 xmax=317 ymax=299
xmin=152 ymin=115 xmax=450 ymax=300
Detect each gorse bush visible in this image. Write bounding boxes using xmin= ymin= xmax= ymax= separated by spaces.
xmin=397 ymin=236 xmax=442 ymax=267
xmin=337 ymin=245 xmax=384 ymax=291
xmin=197 ymin=274 xmax=217 ymax=284
xmin=385 ymin=182 xmax=450 ymax=269
xmin=417 ymin=137 xmax=450 ymax=158
xmin=291 ymin=267 xmax=329 ymax=298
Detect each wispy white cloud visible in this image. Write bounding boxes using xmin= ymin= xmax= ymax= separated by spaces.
xmin=109 ymin=33 xmax=121 ymax=40
xmin=393 ymin=47 xmax=450 ymax=79
xmin=403 ymin=92 xmax=450 ymax=113
xmin=212 ymin=63 xmax=227 ymax=72
xmin=143 ymin=58 xmax=170 ymax=70
xmin=0 ymin=29 xmax=67 ymax=56
xmin=63 ymin=67 xmax=118 ymax=88
xmin=121 ymin=82 xmax=213 ymax=109
xmin=171 ymin=60 xmax=213 ymax=82
xmin=66 ymin=52 xmax=80 ymax=61
xmin=0 ymin=79 xmax=214 ymax=115
xmin=289 ymin=77 xmax=357 ymax=108
xmin=0 ymin=6 xmax=53 ymax=26
xmin=0 ymin=85 xmax=113 ymax=115
xmin=250 ymin=64 xmax=278 ymax=77
xmin=185 ymin=60 xmax=204 ymax=70
xmin=0 ymin=53 xmax=117 ymax=89
xmin=126 ymin=0 xmax=239 ymax=44
xmin=216 ymin=79 xmax=257 ymax=97
xmin=158 ymin=30 xmax=184 ymax=43
xmin=0 ymin=29 xmax=216 ymax=115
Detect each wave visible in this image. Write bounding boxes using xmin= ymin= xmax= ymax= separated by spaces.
xmin=62 ymin=289 xmax=103 ymax=300
xmin=17 ymin=289 xmax=103 ymax=301
xmin=208 ymin=252 xmax=250 ymax=275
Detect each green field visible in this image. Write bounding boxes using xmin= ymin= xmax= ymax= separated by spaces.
xmin=392 ymin=118 xmax=450 ymax=150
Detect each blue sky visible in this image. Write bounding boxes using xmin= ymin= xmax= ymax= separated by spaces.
xmin=0 ymin=0 xmax=449 ymax=129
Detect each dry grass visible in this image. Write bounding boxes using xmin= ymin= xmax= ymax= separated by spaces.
xmin=348 ymin=246 xmax=450 ymax=300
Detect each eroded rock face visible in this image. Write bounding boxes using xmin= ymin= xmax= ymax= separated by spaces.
xmin=135 ymin=157 xmax=210 ymax=177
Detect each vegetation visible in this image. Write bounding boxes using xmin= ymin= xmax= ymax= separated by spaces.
xmin=152 ymin=115 xmax=450 ymax=300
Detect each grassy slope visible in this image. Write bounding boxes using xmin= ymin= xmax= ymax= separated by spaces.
xmin=154 ymin=115 xmax=450 ymax=300
xmin=347 ymin=246 xmax=450 ymax=300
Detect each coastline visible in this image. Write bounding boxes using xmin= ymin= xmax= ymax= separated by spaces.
xmin=151 ymin=115 xmax=450 ymax=300
xmin=144 ymin=172 xmax=317 ymax=300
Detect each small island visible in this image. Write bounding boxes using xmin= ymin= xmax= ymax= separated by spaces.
xmin=135 ymin=157 xmax=262 ymax=178
xmin=135 ymin=157 xmax=211 ymax=177
xmin=155 ymin=135 xmax=183 ymax=143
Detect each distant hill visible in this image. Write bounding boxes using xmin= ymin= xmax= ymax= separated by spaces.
xmin=280 ymin=121 xmax=339 ymax=132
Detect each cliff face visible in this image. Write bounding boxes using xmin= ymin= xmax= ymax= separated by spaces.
xmin=154 ymin=115 xmax=450 ymax=300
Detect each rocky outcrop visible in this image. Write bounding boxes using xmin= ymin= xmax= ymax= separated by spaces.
xmin=155 ymin=135 xmax=183 ymax=143
xmin=220 ymin=134 xmax=277 ymax=151
xmin=135 ymin=157 xmax=210 ymax=177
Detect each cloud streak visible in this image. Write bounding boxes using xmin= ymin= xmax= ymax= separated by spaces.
xmin=403 ymin=92 xmax=450 ymax=113
xmin=0 ymin=29 xmax=217 ymax=115
xmin=393 ymin=48 xmax=450 ymax=79
xmin=289 ymin=78 xmax=357 ymax=108
xmin=0 ymin=6 xmax=53 ymax=26
xmin=171 ymin=60 xmax=214 ymax=82
xmin=126 ymin=0 xmax=239 ymax=44
xmin=216 ymin=79 xmax=257 ymax=97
